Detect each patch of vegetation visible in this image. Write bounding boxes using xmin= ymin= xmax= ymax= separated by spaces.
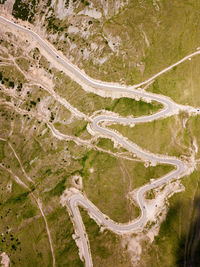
xmin=97 ymin=138 xmax=117 ymax=152
xmin=15 ymin=57 xmax=30 ymax=72
xmin=0 ymin=107 xmax=85 ymax=265
xmin=48 ymin=177 xmax=67 ymax=196
xmin=54 ymin=120 xmax=91 ymax=140
xmin=145 ymin=189 xmax=156 ymax=199
xmin=46 ymin=0 xmax=51 ymax=7
xmin=47 ymin=207 xmax=84 ymax=267
xmin=110 ymin=98 xmax=163 ymax=117
xmin=0 ymin=174 xmax=51 ymax=266
xmin=39 ymin=55 xmax=50 ymax=71
xmin=12 ymin=0 xmax=39 ymax=23
xmin=0 ymin=0 xmax=7 ymax=4
xmin=0 ymin=65 xmax=27 ymax=89
xmin=149 ymin=56 xmax=200 ymax=106
xmin=45 ymin=13 xmax=66 ymax=33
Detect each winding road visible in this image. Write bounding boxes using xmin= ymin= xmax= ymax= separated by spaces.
xmin=0 ymin=15 xmax=199 ymax=267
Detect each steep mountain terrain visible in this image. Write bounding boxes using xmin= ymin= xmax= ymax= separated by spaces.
xmin=0 ymin=1 xmax=200 ymax=267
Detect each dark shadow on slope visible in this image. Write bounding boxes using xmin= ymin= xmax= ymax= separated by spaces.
xmin=176 ymin=195 xmax=200 ymax=267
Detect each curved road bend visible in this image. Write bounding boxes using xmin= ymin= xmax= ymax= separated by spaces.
xmin=69 ymin=111 xmax=188 ymax=267
xmin=0 ymin=16 xmax=197 ymax=267
xmin=73 ymin=112 xmax=188 ymax=228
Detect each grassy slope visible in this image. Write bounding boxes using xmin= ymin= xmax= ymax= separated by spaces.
xmin=0 ymin=107 xmax=84 ymax=266
xmin=47 ymin=207 xmax=84 ymax=267
xmin=148 ymin=56 xmax=200 ymax=107
xmin=0 ymin=170 xmax=51 ymax=266
xmin=111 ymin=115 xmax=192 ymax=157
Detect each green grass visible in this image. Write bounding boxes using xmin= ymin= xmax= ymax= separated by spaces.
xmin=39 ymin=55 xmax=50 ymax=71
xmin=145 ymin=189 xmax=156 ymax=200
xmin=12 ymin=0 xmax=37 ymax=23
xmin=110 ymin=99 xmax=163 ymax=117
xmin=48 ymin=177 xmax=67 ymax=197
xmin=148 ymin=55 xmax=200 ymax=106
xmin=0 ymin=140 xmax=5 ymax=161
xmin=15 ymin=57 xmax=30 ymax=72
xmin=54 ymin=120 xmax=91 ymax=139
xmin=96 ymin=138 xmax=118 ymax=152
xmin=0 ymin=108 xmax=85 ymax=266
xmin=0 ymin=65 xmax=27 ymax=89
xmin=47 ymin=207 xmax=84 ymax=267
xmin=16 ymin=217 xmax=52 ymax=266
xmin=0 ymin=138 xmax=33 ymax=188
xmin=0 ymin=107 xmax=12 ymax=138
xmin=111 ymin=115 xmax=192 ymax=157
xmin=0 ymin=172 xmax=52 ymax=266
xmin=124 ymin=161 xmax=174 ymax=190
